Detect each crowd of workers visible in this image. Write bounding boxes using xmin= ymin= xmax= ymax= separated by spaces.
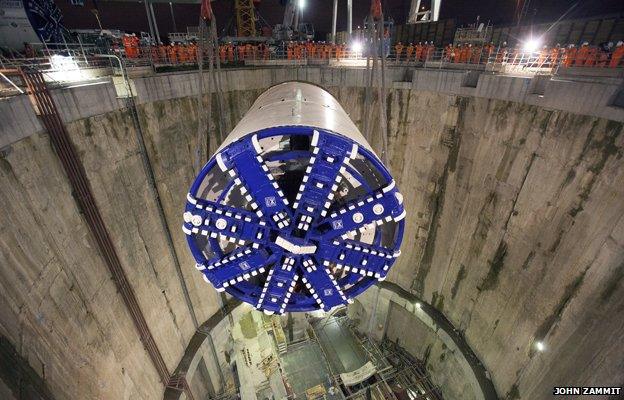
xmin=394 ymin=41 xmax=624 ymax=68
xmin=121 ymin=36 xmax=352 ymax=64
xmin=120 ymin=33 xmax=624 ymax=69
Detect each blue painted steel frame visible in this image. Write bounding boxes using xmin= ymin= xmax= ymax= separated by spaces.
xmin=183 ymin=126 xmax=405 ymax=314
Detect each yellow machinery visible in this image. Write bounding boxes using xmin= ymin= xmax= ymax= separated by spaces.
xmin=235 ymin=0 xmax=257 ymax=37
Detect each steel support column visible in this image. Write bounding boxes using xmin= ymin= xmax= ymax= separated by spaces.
xmin=149 ymin=1 xmax=161 ymax=44
xmin=144 ymin=0 xmax=156 ymax=44
xmin=331 ymin=0 xmax=338 ymax=44
xmin=347 ymin=0 xmax=353 ymax=39
xmin=169 ymin=2 xmax=177 ymax=33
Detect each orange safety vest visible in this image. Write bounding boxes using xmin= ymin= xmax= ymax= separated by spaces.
xmin=395 ymin=44 xmax=403 ymax=59
xmin=550 ymin=48 xmax=560 ymax=66
xmin=596 ymin=50 xmax=608 ymax=67
xmin=564 ymin=48 xmax=576 ymax=67
xmin=167 ymin=46 xmax=178 ymax=63
xmin=406 ymin=45 xmax=414 ymax=61
xmin=227 ymin=45 xmax=234 ymax=62
xmin=471 ymin=46 xmax=482 ymax=63
xmin=610 ymin=46 xmax=624 ymax=68
xmin=585 ymin=47 xmax=597 ymax=66
xmin=575 ymin=46 xmax=589 ymax=66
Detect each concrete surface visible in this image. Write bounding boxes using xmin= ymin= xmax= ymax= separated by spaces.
xmin=0 ymin=65 xmax=623 ymax=400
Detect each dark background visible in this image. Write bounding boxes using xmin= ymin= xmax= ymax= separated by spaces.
xmin=55 ymin=0 xmax=624 ymax=40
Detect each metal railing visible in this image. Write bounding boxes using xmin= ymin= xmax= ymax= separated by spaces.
xmin=2 ymin=43 xmax=622 ymax=97
xmin=120 ymin=44 xmax=624 ymax=72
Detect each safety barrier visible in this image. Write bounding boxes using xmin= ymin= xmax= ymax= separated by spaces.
xmin=2 ymin=43 xmax=622 ymax=97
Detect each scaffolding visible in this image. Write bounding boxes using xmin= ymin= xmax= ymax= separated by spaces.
xmin=305 ymin=314 xmax=443 ymax=400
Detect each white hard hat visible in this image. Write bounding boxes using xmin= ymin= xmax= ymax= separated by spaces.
xmin=617 ymin=41 xmax=624 ymax=46
xmin=582 ymin=41 xmax=589 ymax=46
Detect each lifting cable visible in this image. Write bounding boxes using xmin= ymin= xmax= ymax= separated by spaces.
xmin=363 ymin=0 xmax=389 ymax=166
xmin=195 ymin=0 xmax=228 ymax=175
xmin=365 ymin=0 xmax=389 ymax=338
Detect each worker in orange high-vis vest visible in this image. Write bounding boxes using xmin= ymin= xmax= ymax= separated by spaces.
xmin=394 ymin=42 xmax=404 ymax=61
xmin=167 ymin=43 xmax=178 ymax=64
xmin=453 ymin=44 xmax=462 ymax=63
xmin=149 ymin=45 xmax=159 ymax=62
xmin=575 ymin=42 xmax=589 ymax=66
xmin=485 ymin=43 xmax=495 ymax=62
xmin=550 ymin=45 xmax=561 ymax=67
xmin=122 ymin=34 xmax=135 ymax=58
xmin=426 ymin=42 xmax=435 ymax=61
xmin=158 ymin=43 xmax=167 ymax=62
xmin=585 ymin=45 xmax=598 ymax=66
xmin=227 ymin=44 xmax=234 ymax=62
xmin=413 ymin=42 xmax=422 ymax=62
xmin=471 ymin=45 xmax=481 ymax=64
xmin=406 ymin=43 xmax=414 ymax=62
xmin=176 ymin=44 xmax=187 ymax=63
xmin=219 ymin=44 xmax=226 ymax=63
xmin=611 ymin=41 xmax=624 ymax=68
xmin=460 ymin=44 xmax=470 ymax=63
xmin=189 ymin=42 xmax=198 ymax=63
xmin=596 ymin=47 xmax=609 ymax=67
xmin=563 ymin=44 xmax=576 ymax=67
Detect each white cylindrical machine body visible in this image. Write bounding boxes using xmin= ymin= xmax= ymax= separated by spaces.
xmin=218 ymin=82 xmax=373 ymax=153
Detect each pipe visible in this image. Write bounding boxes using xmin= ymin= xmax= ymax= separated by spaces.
xmin=169 ymin=2 xmax=177 ymax=33
xmin=144 ymin=0 xmax=156 ymax=44
xmin=432 ymin=0 xmax=441 ymax=22
xmin=331 ymin=0 xmax=338 ymax=44
xmin=347 ymin=0 xmax=353 ymax=39
xmin=149 ymin=1 xmax=161 ymax=44
xmin=0 ymin=72 xmax=24 ymax=93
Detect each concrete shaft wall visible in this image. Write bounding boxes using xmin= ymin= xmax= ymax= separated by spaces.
xmin=0 ymin=67 xmax=623 ymax=400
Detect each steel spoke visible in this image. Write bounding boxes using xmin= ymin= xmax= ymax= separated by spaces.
xmin=216 ymin=136 xmax=292 ymax=228
xmin=317 ymin=240 xmax=400 ymax=280
xmin=255 ymin=256 xmax=299 ymax=314
xmin=198 ymin=246 xmax=273 ymax=290
xmin=292 ymin=130 xmax=358 ymax=233
xmin=301 ymin=257 xmax=348 ymax=310
xmin=317 ymin=180 xmax=405 ymax=240
xmin=183 ymin=195 xmax=271 ymax=247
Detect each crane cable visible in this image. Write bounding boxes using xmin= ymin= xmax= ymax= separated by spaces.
xmin=363 ymin=0 xmax=389 ymax=165
xmin=195 ymin=0 xmax=228 ymax=175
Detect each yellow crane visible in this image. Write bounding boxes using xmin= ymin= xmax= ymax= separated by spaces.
xmin=235 ymin=0 xmax=257 ymax=37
